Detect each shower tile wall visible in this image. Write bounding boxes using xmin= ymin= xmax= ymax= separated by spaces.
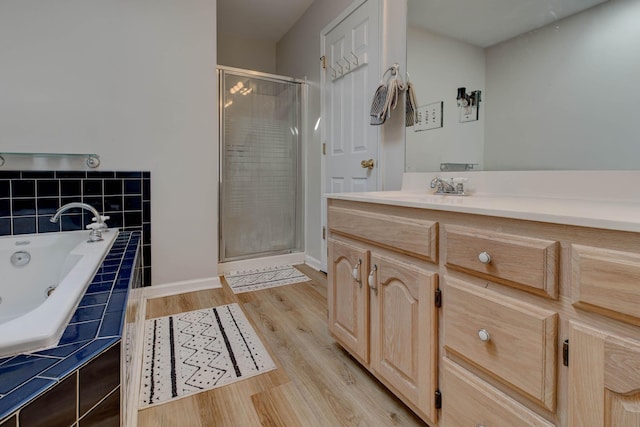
xmin=0 ymin=170 xmax=151 ymax=286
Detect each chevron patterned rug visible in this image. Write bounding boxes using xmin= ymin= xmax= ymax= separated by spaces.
xmin=139 ymin=303 xmax=276 ymax=408
xmin=224 ymin=265 xmax=310 ymax=294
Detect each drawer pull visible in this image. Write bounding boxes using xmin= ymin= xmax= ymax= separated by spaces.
xmin=352 ymin=258 xmax=362 ymax=287
xmin=478 ymin=328 xmax=491 ymax=342
xmin=478 ymin=251 xmax=491 ymax=264
xmin=368 ymin=264 xmax=378 ymax=295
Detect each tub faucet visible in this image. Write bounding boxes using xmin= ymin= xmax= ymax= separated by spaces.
xmin=50 ymin=202 xmax=107 ymax=242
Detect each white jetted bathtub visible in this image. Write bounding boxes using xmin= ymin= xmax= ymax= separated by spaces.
xmin=0 ymin=229 xmax=118 ymax=357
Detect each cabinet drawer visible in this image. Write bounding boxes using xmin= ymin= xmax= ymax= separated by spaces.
xmin=444 ymin=278 xmax=557 ymax=410
xmin=444 ymin=224 xmax=559 ymax=298
xmin=572 ymin=244 xmax=640 ymax=326
xmin=328 ymin=205 xmax=437 ymax=262
xmin=443 ymin=358 xmax=555 ymax=427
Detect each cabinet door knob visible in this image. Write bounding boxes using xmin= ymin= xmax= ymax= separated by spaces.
xmin=352 ymin=259 xmax=362 ymax=287
xmin=478 ymin=251 xmax=491 ymax=264
xmin=478 ymin=329 xmax=491 ymax=342
xmin=368 ymin=264 xmax=378 ymax=295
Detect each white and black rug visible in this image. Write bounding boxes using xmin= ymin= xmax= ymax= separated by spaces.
xmin=224 ymin=265 xmax=310 ymax=294
xmin=139 ymin=303 xmax=276 ymax=408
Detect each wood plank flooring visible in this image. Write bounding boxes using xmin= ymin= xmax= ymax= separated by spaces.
xmin=137 ymin=265 xmax=427 ymax=427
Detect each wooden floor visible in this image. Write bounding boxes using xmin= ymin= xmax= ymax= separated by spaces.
xmin=137 ymin=264 xmax=427 ymax=427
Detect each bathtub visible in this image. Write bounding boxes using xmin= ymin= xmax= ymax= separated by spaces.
xmin=0 ymin=229 xmax=118 ymax=357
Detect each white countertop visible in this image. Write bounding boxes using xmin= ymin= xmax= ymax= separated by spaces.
xmin=326 ymin=172 xmax=640 ymax=233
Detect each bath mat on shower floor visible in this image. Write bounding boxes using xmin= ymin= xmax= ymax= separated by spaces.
xmin=139 ymin=303 xmax=276 ymax=408
xmin=223 ymin=265 xmax=310 ymax=294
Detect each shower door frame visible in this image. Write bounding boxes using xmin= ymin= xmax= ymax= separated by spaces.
xmin=217 ymin=66 xmax=306 ymax=263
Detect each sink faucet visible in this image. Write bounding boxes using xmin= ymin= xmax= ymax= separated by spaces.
xmin=50 ymin=202 xmax=107 ymax=242
xmin=430 ymin=177 xmax=467 ymax=195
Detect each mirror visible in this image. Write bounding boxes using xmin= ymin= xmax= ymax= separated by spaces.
xmin=405 ymin=0 xmax=640 ymax=172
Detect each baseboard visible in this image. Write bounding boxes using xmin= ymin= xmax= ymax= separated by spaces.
xmin=218 ymin=252 xmax=306 ymax=275
xmin=304 ymin=255 xmax=323 ymax=272
xmin=142 ymin=277 xmax=222 ymax=300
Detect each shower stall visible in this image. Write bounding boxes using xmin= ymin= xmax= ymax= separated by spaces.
xmin=218 ymin=67 xmax=304 ymax=263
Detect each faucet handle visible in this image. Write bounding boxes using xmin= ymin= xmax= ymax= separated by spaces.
xmin=92 ymin=215 xmax=110 ymax=223
xmin=452 ymin=177 xmax=468 ymax=194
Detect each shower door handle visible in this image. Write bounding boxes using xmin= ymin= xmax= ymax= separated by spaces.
xmin=361 ymin=159 xmax=375 ymax=170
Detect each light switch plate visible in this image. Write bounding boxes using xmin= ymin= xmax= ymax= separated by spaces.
xmin=414 ymin=102 xmax=443 ymax=132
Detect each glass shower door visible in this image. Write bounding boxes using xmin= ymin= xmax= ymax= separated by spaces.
xmin=219 ymin=68 xmax=303 ymax=262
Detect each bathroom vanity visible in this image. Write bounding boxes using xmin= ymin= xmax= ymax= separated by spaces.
xmin=326 ymin=172 xmax=640 ymax=426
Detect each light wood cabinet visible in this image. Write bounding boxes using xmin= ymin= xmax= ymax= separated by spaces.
xmin=327 ymin=238 xmax=370 ymax=364
xmin=571 ymin=244 xmax=640 ymax=326
xmin=369 ymin=251 xmax=438 ymax=421
xmin=568 ymin=321 xmax=640 ymax=426
xmin=444 ymin=224 xmax=559 ymax=298
xmin=443 ymin=358 xmax=555 ymax=427
xmin=327 ymin=201 xmax=440 ymax=424
xmin=444 ymin=277 xmax=557 ymax=410
xmin=327 ymin=197 xmax=640 ymax=426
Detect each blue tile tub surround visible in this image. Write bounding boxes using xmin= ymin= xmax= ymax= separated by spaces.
xmin=0 ymin=231 xmax=140 ymax=422
xmin=0 ymin=170 xmax=151 ymax=286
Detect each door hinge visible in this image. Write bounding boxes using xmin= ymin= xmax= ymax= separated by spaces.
xmin=435 ymin=389 xmax=442 ymax=409
xmin=435 ymin=288 xmax=442 ymax=308
xmin=563 ymin=339 xmax=569 ymax=366
xmin=322 ymin=226 xmax=326 ymax=240
xmin=322 ymin=142 xmax=326 ymax=155
xmin=320 ymin=55 xmax=327 ymax=69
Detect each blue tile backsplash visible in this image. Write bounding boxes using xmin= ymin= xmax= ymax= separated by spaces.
xmin=0 ymin=170 xmax=151 ymax=286
xmin=0 ymin=231 xmax=140 ymax=422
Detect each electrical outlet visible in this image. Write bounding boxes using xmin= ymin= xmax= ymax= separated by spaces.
xmin=459 ymin=104 xmax=479 ymax=122
xmin=414 ymin=102 xmax=443 ymax=132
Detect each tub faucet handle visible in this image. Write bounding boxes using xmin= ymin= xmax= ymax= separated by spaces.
xmin=92 ymin=215 xmax=110 ymax=229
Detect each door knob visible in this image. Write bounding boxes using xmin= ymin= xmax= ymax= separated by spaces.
xmin=361 ymin=159 xmax=374 ymax=170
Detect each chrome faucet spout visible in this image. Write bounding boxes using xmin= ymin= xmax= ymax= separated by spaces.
xmin=50 ymin=202 xmax=106 ymax=242
xmin=430 ymin=177 xmax=456 ymax=192
xmin=430 ymin=176 xmax=468 ymax=196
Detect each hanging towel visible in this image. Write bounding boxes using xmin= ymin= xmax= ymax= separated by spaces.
xmin=383 ymin=75 xmax=402 ymax=120
xmin=371 ymin=65 xmax=406 ymax=126
xmin=405 ymin=81 xmax=418 ymax=127
xmin=370 ymin=83 xmax=388 ymax=125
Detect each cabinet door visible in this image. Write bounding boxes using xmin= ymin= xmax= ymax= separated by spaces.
xmin=568 ymin=321 xmax=640 ymax=426
xmin=327 ymin=238 xmax=370 ymax=364
xmin=369 ymin=252 xmax=439 ymax=423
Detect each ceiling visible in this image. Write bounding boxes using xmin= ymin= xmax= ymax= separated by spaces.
xmin=217 ymin=0 xmax=315 ymax=42
xmin=408 ymin=0 xmax=608 ymax=48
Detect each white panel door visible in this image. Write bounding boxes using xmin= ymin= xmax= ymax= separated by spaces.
xmin=320 ymin=0 xmax=381 ymax=270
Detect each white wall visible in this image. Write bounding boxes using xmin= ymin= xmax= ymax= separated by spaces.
xmin=218 ymin=32 xmax=277 ymax=74
xmin=0 ymin=0 xmax=219 ymax=286
xmin=406 ymin=26 xmax=485 ymax=172
xmin=276 ymin=0 xmax=354 ymax=269
xmin=485 ymin=0 xmax=640 ymax=170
